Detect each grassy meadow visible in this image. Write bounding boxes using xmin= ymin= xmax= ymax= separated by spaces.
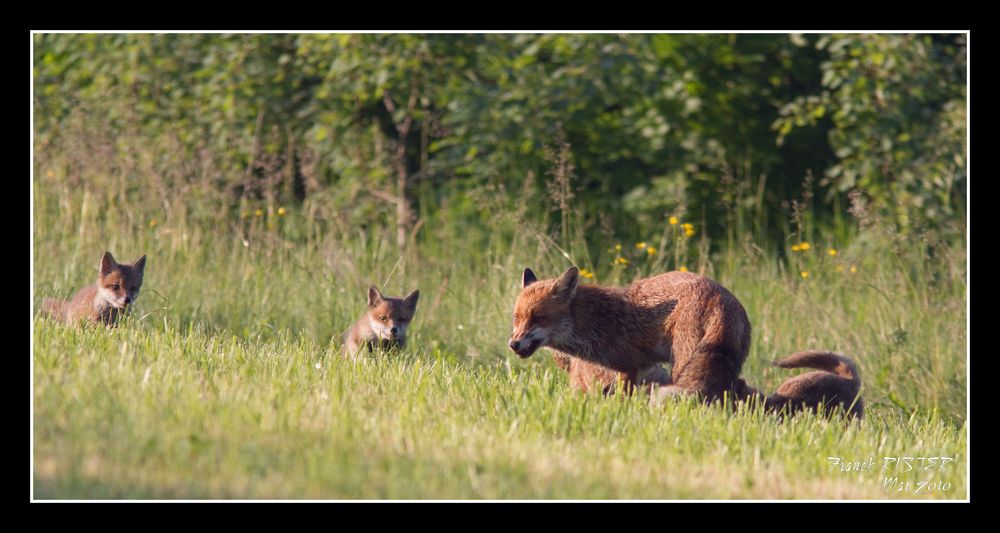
xmin=32 ymin=173 xmax=967 ymax=499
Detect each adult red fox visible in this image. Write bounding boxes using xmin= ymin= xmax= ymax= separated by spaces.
xmin=508 ymin=267 xmax=863 ymax=418
xmin=41 ymin=251 xmax=146 ymax=327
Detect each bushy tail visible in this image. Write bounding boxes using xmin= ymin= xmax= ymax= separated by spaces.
xmin=773 ymin=350 xmax=861 ymax=384
xmin=759 ymin=350 xmax=864 ymax=419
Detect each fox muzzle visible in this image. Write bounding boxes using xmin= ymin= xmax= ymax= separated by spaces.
xmin=508 ymin=336 xmax=542 ymax=358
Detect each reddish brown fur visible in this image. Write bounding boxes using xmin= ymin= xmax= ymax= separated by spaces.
xmin=552 ymin=351 xmax=671 ymax=395
xmin=41 ymin=252 xmax=146 ymax=327
xmin=743 ymin=351 xmax=864 ymax=419
xmin=343 ymin=285 xmax=419 ymax=357
xmin=510 ymin=267 xmax=864 ymax=417
xmin=511 ymin=268 xmax=751 ymax=402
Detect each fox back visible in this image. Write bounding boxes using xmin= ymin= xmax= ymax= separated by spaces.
xmin=343 ymin=285 xmax=419 ymax=356
xmin=42 ymin=251 xmax=146 ymax=326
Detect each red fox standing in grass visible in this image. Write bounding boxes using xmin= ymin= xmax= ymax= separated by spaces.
xmin=41 ymin=251 xmax=147 ymax=327
xmin=508 ymin=267 xmax=863 ymax=418
xmin=343 ymin=285 xmax=420 ymax=357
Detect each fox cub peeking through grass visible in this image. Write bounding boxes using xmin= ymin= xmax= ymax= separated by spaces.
xmin=42 ymin=251 xmax=147 ymax=327
xmin=509 ymin=267 xmax=863 ymax=418
xmin=344 ymin=285 xmax=419 ymax=357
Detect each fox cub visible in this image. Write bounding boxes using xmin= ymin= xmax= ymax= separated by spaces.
xmin=344 ymin=285 xmax=419 ymax=356
xmin=42 ymin=251 xmax=147 ymax=327
xmin=509 ymin=267 xmax=863 ymax=418
xmin=738 ymin=350 xmax=864 ymax=418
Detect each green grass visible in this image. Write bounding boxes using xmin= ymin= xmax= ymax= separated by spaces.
xmin=32 ymin=319 xmax=967 ymax=499
xmin=32 ymin=189 xmax=967 ymax=499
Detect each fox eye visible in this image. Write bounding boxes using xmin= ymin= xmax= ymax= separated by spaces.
xmin=111 ymin=284 xmax=120 ymax=291
xmin=379 ymin=315 xmax=388 ymax=321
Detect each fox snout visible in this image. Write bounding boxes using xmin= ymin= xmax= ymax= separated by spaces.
xmin=508 ymin=335 xmax=542 ymax=358
xmin=379 ymin=325 xmax=405 ymax=341
xmin=383 ymin=323 xmax=406 ymax=340
xmin=117 ymin=291 xmax=139 ymax=308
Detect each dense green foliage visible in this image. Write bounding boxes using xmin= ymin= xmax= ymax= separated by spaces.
xmin=34 ymin=33 xmax=966 ymax=254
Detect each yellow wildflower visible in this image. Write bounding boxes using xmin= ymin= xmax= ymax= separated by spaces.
xmin=615 ymin=244 xmax=622 ymax=251
xmin=850 ymin=265 xmax=858 ymax=274
xmin=828 ymin=248 xmax=837 ymax=256
xmin=799 ymin=242 xmax=811 ymax=251
xmin=679 ymin=266 xmax=689 ymax=272
xmin=791 ymin=244 xmax=802 ymax=252
xmin=646 ymin=246 xmax=657 ymax=256
xmin=614 ymin=257 xmax=629 ymax=265
xmin=636 ymin=242 xmax=647 ymax=250
xmin=277 ymin=207 xmax=287 ymax=216
xmin=682 ymin=223 xmax=696 ymax=237
xmin=579 ymin=268 xmax=595 ymax=279
xmin=255 ymin=209 xmax=264 ymax=217
xmin=669 ymin=216 xmax=679 ymax=225
xmin=800 ymin=271 xmax=809 ymax=279
xmin=46 ymin=170 xmax=55 ymax=178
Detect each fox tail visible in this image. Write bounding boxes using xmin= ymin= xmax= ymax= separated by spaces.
xmin=774 ymin=350 xmax=861 ymax=382
xmin=755 ymin=350 xmax=864 ymax=419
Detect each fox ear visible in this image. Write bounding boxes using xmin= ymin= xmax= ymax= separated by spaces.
xmin=132 ymin=255 xmax=147 ymax=275
xmin=403 ymin=290 xmax=420 ymax=313
xmin=553 ymin=267 xmax=580 ymax=299
xmin=522 ymin=268 xmax=538 ymax=288
xmin=367 ymin=285 xmax=384 ymax=307
xmin=99 ymin=251 xmax=117 ymax=276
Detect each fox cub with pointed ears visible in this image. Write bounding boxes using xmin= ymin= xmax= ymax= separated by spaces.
xmin=42 ymin=251 xmax=147 ymax=327
xmin=344 ymin=285 xmax=420 ymax=356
